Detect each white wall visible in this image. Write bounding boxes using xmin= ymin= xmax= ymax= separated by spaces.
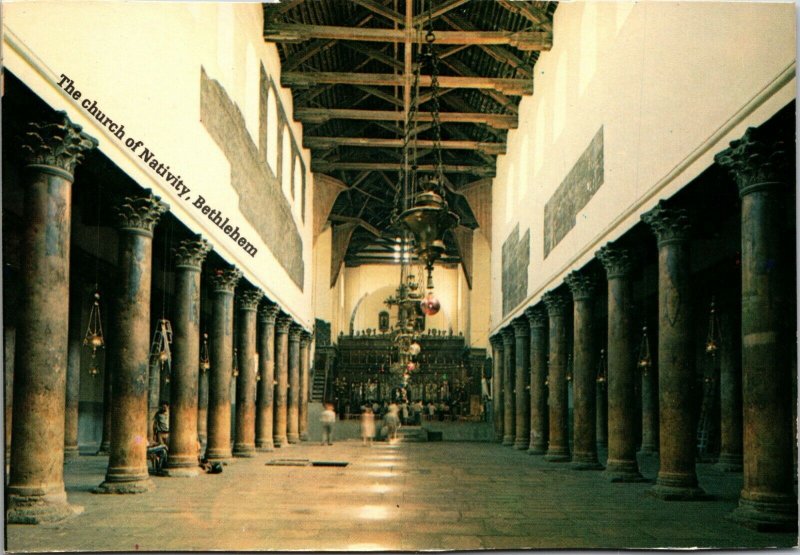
xmin=491 ymin=1 xmax=795 ymax=332
xmin=4 ymin=2 xmax=315 ymax=326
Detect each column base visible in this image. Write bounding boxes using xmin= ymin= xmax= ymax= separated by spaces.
xmin=544 ymin=447 xmax=571 ymax=462
xmin=63 ymin=446 xmax=80 ymax=460
xmin=638 ymin=444 xmax=658 ymax=456
xmin=94 ymin=478 xmax=154 ymax=494
xmin=571 ymin=452 xmax=603 ymax=470
xmin=273 ymin=436 xmax=287 ymax=448
xmin=300 ymin=432 xmax=309 ymax=441
xmin=287 ymin=433 xmax=300 ymax=444
xmin=715 ymin=453 xmax=743 ymax=473
xmin=95 ymin=443 xmax=111 ymax=456
xmin=604 ymin=459 xmax=647 ymax=482
xmin=163 ymin=466 xmax=200 ymax=478
xmin=528 ymin=438 xmax=547 ymax=455
xmin=727 ymin=494 xmax=798 ymax=532
xmin=256 ymin=440 xmax=275 ymax=452
xmin=513 ymin=438 xmax=530 ymax=450
xmin=6 ymin=491 xmax=83 ymax=524
xmin=233 ymin=445 xmax=256 ymax=457
xmin=501 ymin=434 xmax=514 ymax=446
xmin=649 ymin=472 xmax=707 ymax=500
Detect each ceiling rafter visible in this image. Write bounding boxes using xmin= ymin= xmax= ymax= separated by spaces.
xmin=293 ymin=107 xmax=518 ymax=129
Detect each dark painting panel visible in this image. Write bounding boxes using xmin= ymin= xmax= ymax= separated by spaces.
xmin=502 ymin=224 xmax=530 ymax=316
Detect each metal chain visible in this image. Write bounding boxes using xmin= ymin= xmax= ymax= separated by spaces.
xmin=426 ymin=3 xmax=444 ymax=195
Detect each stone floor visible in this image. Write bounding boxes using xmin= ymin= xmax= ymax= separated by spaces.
xmin=5 ymin=440 xmax=798 ymax=551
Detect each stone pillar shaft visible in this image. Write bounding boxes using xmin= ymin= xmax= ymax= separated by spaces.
xmin=639 ymin=336 xmax=659 ymax=455
xmin=566 ymin=271 xmax=601 ymax=470
xmin=597 ymin=245 xmax=645 ymax=482
xmin=489 ymin=336 xmax=504 ymax=443
xmin=96 ymin=192 xmax=168 ymax=494
xmin=287 ymin=324 xmax=302 ymax=444
xmin=501 ymin=329 xmax=515 ymax=446
xmin=299 ymin=332 xmax=311 ymax=441
xmin=643 ymin=202 xmax=703 ymax=499
xmin=205 ymin=268 xmax=241 ymax=461
xmin=98 ymin=353 xmax=113 ymax=455
xmin=716 ymin=306 xmax=742 ymax=471
xmin=8 ymin=114 xmax=96 ymax=522
xmin=256 ymin=304 xmax=278 ymax=451
xmin=273 ymin=316 xmax=292 ymax=446
xmin=197 ymin=367 xmax=209 ymax=447
xmin=233 ymin=289 xmax=262 ymax=457
xmin=716 ymin=129 xmax=796 ymax=530
xmin=165 ymin=237 xmax=210 ymax=477
xmin=513 ymin=319 xmax=531 ymax=450
xmin=525 ymin=307 xmax=548 ymax=454
xmin=4 ymin=322 xmax=15 ymax=465
xmin=64 ymin=282 xmax=84 ymax=459
xmin=543 ymin=291 xmax=570 ymax=462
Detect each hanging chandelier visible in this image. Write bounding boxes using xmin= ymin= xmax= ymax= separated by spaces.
xmin=595 ymin=349 xmax=607 ymax=385
xmin=199 ymin=332 xmax=210 ymax=373
xmin=83 ymin=289 xmax=105 ymax=377
xmin=149 ymin=318 xmax=173 ymax=379
xmin=637 ymin=325 xmax=652 ymax=375
xmin=393 ymin=13 xmax=459 ymax=295
xmin=705 ymin=296 xmax=720 ymax=355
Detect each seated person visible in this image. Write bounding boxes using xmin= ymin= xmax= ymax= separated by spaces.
xmin=147 ymin=441 xmax=168 ymax=475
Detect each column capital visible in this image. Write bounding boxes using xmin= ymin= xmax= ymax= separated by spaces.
xmin=500 ymin=326 xmax=515 ymax=346
xmin=715 ymin=126 xmax=791 ymax=197
xmin=300 ymin=331 xmax=313 ymax=347
xmin=21 ymin=111 xmax=98 ymax=179
xmin=565 ymin=270 xmax=596 ymax=301
xmin=596 ymin=244 xmax=633 ymax=279
xmin=512 ymin=317 xmax=530 ymax=338
xmin=489 ymin=334 xmax=504 ymax=349
xmin=641 ymin=200 xmax=690 ymax=246
xmin=542 ymin=290 xmax=569 ymax=317
xmin=258 ymin=302 xmax=280 ymax=325
xmin=174 ymin=235 xmax=211 ymax=270
xmin=289 ymin=324 xmax=304 ymax=342
xmin=116 ymin=191 xmax=169 ymax=236
xmin=210 ymin=267 xmax=242 ymax=293
xmin=238 ymin=288 xmax=263 ymax=311
xmin=275 ymin=315 xmax=293 ymax=334
xmin=524 ymin=305 xmax=547 ymax=328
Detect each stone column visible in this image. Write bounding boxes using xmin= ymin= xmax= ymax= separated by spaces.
xmin=489 ymin=335 xmax=504 ymax=443
xmin=163 ymin=237 xmax=211 ymax=477
xmin=95 ymin=192 xmax=169 ymax=494
xmin=500 ymin=327 xmax=515 ymax=446
xmin=97 ymin=351 xmax=113 ymax=455
xmin=543 ymin=290 xmax=570 ymax=462
xmin=596 ymin=245 xmax=645 ymax=482
xmin=7 ymin=114 xmax=96 ymax=523
xmin=197 ymin=358 xmax=209 ymax=448
xmin=512 ymin=318 xmax=530 ymax=450
xmin=715 ymin=305 xmax=743 ymax=472
xmin=287 ymin=324 xmax=303 ymax=444
xmin=525 ymin=306 xmax=548 ymax=454
xmin=147 ymin=355 xmax=162 ymax=438
xmin=233 ymin=288 xmax=262 ymax=457
xmin=64 ymin=282 xmax=84 ymax=459
xmin=716 ymin=129 xmax=796 ymax=530
xmin=565 ymin=271 xmax=602 ymax=470
xmin=299 ymin=331 xmax=312 ymax=441
xmin=596 ymin=372 xmax=608 ymax=449
xmin=4 ymin=320 xmax=15 ymax=467
xmin=273 ymin=315 xmax=292 ymax=447
xmin=205 ymin=268 xmax=241 ymax=462
xmin=642 ymin=201 xmax=703 ymax=499
xmin=639 ymin=329 xmax=659 ymax=455
xmin=256 ymin=303 xmax=279 ymax=451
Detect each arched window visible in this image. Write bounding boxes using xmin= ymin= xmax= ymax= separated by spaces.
xmin=266 ymin=87 xmax=278 ymax=174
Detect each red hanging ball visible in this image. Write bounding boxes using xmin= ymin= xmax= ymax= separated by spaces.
xmin=420 ymin=292 xmax=441 ymax=316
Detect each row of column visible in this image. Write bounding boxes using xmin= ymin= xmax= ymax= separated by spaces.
xmin=490 ymin=125 xmax=796 ymax=531
xmin=5 ymin=113 xmax=314 ymax=523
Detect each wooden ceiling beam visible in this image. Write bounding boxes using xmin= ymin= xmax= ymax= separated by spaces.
xmin=304 ymin=136 xmax=506 ymax=155
xmin=282 ymin=71 xmax=533 ymax=95
xmin=353 ymin=85 xmax=404 ymax=108
xmin=263 ymin=0 xmax=308 ymax=18
xmin=293 ymin=107 xmax=518 ymax=129
xmin=351 ymin=0 xmax=403 ymax=25
xmin=439 ymin=56 xmax=520 ymax=115
xmin=441 ymin=13 xmax=534 ymax=78
xmin=495 ymin=0 xmax=551 ymax=27
xmin=328 ymin=214 xmax=383 ymax=237
xmin=265 ymin=24 xmax=553 ymax=51
xmin=341 ymin=42 xmax=403 ymax=71
xmin=282 ymin=14 xmax=374 ymax=72
xmin=313 ymin=162 xmax=495 ymax=176
xmin=412 ymin=0 xmax=471 ymax=27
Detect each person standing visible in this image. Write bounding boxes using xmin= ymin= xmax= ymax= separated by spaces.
xmin=360 ymin=407 xmax=375 ymax=446
xmin=153 ymin=401 xmax=170 ymax=445
xmin=320 ymin=403 xmax=336 ymax=446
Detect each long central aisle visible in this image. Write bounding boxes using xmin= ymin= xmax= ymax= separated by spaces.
xmin=6 ymin=441 xmax=796 ymax=551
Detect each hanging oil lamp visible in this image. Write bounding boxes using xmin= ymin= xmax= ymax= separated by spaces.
xmin=199 ymin=332 xmax=210 ymax=373
xmin=566 ymin=353 xmax=573 ymax=382
xmin=596 ymin=349 xmax=607 ymax=385
xmin=705 ymin=297 xmax=720 ymax=355
xmin=149 ymin=319 xmax=173 ymax=380
xmin=83 ymin=289 xmax=105 ymax=377
xmin=232 ymin=347 xmax=239 ymax=378
xmin=637 ymin=325 xmax=652 ymax=375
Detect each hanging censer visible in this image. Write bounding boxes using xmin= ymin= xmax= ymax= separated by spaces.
xmin=149 ymin=318 xmax=173 ymax=382
xmin=83 ymin=289 xmax=105 ymax=376
xmin=637 ymin=325 xmax=652 ymax=376
xmin=199 ymin=332 xmax=210 ymax=373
